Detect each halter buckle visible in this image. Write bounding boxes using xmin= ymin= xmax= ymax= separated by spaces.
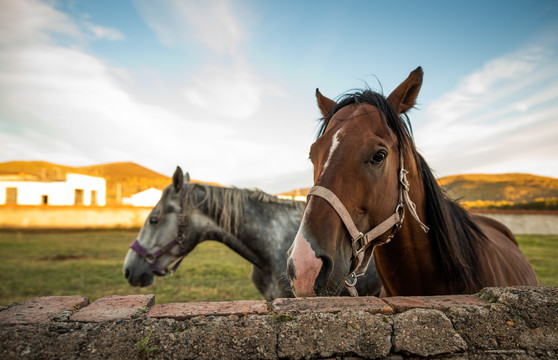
xmin=385 ymin=203 xmax=405 ymax=243
xmin=351 ymin=232 xmax=365 ymax=257
xmin=145 ymin=254 xmax=155 ymax=264
xmin=395 ymin=202 xmax=405 ymax=220
xmin=177 ymin=233 xmax=187 ymax=252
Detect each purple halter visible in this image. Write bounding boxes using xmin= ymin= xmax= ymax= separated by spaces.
xmin=129 ymin=184 xmax=190 ymax=276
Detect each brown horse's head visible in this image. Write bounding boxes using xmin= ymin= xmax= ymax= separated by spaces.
xmin=286 ymin=67 xmax=424 ymax=297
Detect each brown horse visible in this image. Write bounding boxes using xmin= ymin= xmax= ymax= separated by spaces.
xmin=286 ymin=67 xmax=538 ymax=297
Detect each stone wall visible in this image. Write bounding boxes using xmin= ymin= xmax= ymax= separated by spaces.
xmin=1 ymin=286 xmax=557 ymax=359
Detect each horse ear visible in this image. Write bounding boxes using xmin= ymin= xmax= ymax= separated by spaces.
xmin=316 ymin=88 xmax=336 ymax=117
xmin=184 ymin=172 xmax=190 ymax=183
xmin=387 ymin=66 xmax=423 ymax=115
xmin=173 ymin=166 xmax=184 ymax=193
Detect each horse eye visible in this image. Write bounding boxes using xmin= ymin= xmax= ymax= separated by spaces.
xmin=149 ymin=216 xmax=159 ymax=224
xmin=370 ymin=150 xmax=387 ymax=164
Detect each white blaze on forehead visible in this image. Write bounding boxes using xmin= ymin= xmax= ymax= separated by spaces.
xmin=287 ymin=128 xmax=342 ymax=296
xmin=322 ymin=128 xmax=342 ymax=175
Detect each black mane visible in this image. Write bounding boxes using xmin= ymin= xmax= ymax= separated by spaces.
xmin=319 ymin=89 xmax=486 ymax=293
xmin=318 ymin=89 xmax=413 ymax=144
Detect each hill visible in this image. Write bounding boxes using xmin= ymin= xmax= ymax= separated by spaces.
xmin=439 ymin=173 xmax=558 ymax=210
xmin=0 ymin=161 xmax=76 ymax=179
xmin=279 ymin=173 xmax=558 ymax=210
xmin=439 ymin=173 xmax=558 ymax=202
xmin=0 ymin=161 xmax=217 ymax=205
xmin=3 ymin=161 xmax=557 ymax=209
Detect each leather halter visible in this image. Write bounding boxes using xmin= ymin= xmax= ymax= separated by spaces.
xmin=307 ymin=154 xmax=429 ymax=296
xmin=129 ymin=184 xmax=190 ymax=276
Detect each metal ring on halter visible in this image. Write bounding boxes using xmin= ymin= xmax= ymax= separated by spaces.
xmin=345 ymin=272 xmax=360 ymax=287
xmin=351 ymin=232 xmax=365 ymax=257
xmin=345 ymin=276 xmax=357 ymax=287
xmin=386 ymin=224 xmax=400 ymax=243
xmin=395 ymin=202 xmax=405 ymax=220
xmin=385 ymin=204 xmax=405 ymax=243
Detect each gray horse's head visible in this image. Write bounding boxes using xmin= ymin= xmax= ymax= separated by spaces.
xmin=123 ymin=167 xmax=194 ymax=287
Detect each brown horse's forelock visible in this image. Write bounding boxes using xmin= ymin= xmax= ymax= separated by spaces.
xmin=317 ymin=89 xmax=486 ymax=293
xmin=184 ymin=184 xmax=304 ymax=237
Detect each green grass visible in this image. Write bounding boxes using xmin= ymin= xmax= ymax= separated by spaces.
xmin=0 ymin=230 xmax=262 ymax=306
xmin=0 ymin=231 xmax=556 ymax=306
xmin=516 ymin=235 xmax=558 ymax=286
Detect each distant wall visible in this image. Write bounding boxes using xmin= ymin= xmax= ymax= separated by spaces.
xmin=472 ymin=211 xmax=558 ymax=235
xmin=0 ymin=206 xmax=557 ymax=234
xmin=0 ymin=206 xmax=150 ymax=229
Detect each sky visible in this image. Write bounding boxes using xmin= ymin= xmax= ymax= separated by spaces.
xmin=1 ymin=0 xmax=558 ymax=193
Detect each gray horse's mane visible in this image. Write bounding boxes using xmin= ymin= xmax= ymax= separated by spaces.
xmin=185 ymin=184 xmax=304 ymax=236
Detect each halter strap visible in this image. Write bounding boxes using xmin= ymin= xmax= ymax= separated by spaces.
xmin=129 ymin=183 xmax=190 ymax=277
xmin=307 ymin=154 xmax=428 ymax=296
xmin=308 ymin=185 xmax=403 ymax=255
xmin=129 ymin=237 xmax=186 ymax=276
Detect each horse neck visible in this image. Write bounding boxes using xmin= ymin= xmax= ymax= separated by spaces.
xmin=238 ymin=194 xmax=302 ymax=269
xmin=374 ymin=153 xmax=446 ymax=296
xmin=193 ymin=186 xmax=300 ymax=270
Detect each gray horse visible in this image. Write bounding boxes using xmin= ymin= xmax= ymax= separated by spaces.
xmin=123 ymin=167 xmax=382 ymax=300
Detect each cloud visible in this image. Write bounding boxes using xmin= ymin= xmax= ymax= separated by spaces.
xmin=0 ymin=0 xmax=310 ymax=191
xmin=182 ymin=65 xmax=291 ymax=120
xmin=0 ymin=0 xmax=80 ymax=45
xmin=183 ymin=67 xmax=262 ymax=120
xmin=83 ymin=22 xmax=125 ymax=41
xmin=0 ymin=0 xmax=124 ymax=45
xmin=415 ymin=46 xmax=558 ymax=178
xmin=0 ymin=0 xmax=234 ymax=179
xmin=132 ymin=0 xmax=282 ymax=121
xmin=132 ymin=0 xmax=246 ymax=56
xmin=0 ymin=41 xmax=232 ymax=167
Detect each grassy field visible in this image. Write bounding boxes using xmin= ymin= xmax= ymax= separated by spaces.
xmin=0 ymin=230 xmax=262 ymax=306
xmin=0 ymin=230 xmax=556 ymax=306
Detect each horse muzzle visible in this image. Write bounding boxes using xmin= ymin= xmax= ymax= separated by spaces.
xmin=123 ymin=250 xmax=155 ymax=287
xmin=286 ymin=228 xmax=334 ymax=297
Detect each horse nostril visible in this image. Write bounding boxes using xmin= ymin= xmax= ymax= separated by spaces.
xmin=286 ymin=258 xmax=296 ymax=282
xmin=314 ymin=255 xmax=333 ymax=294
xmin=125 ymin=268 xmax=130 ymax=280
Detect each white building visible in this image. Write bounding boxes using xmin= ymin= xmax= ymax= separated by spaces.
xmin=122 ymin=188 xmax=162 ymax=207
xmin=0 ymin=173 xmax=106 ymax=206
